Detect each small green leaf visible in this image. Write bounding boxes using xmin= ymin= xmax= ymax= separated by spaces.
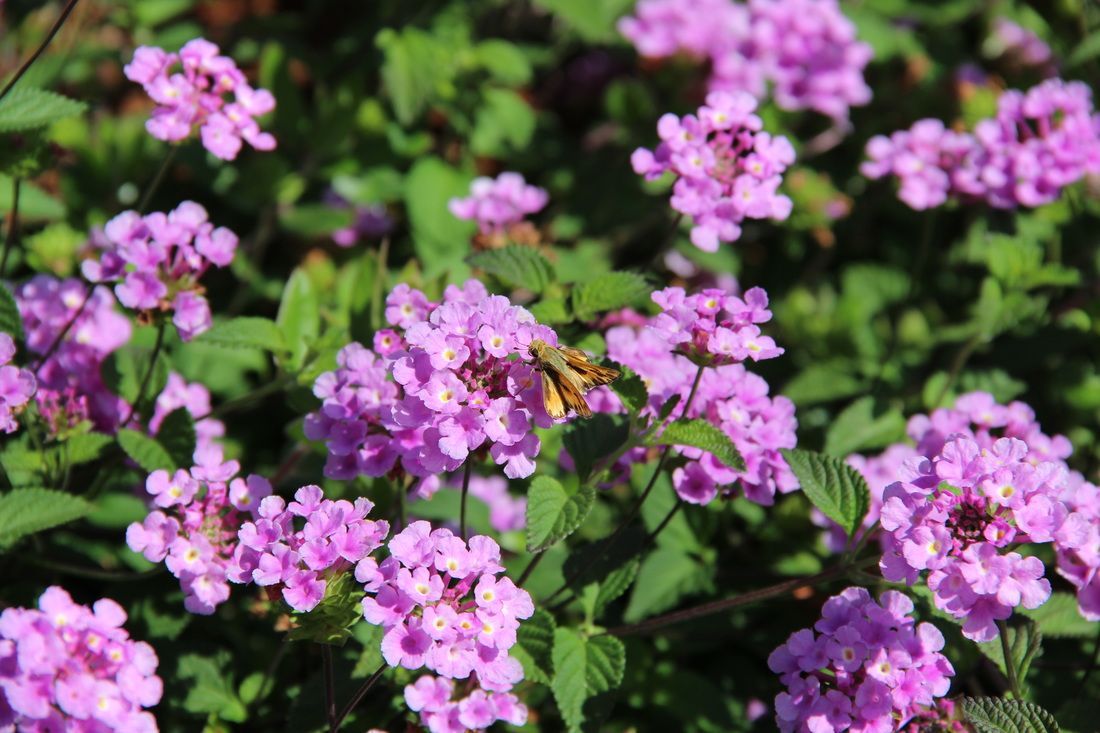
xmin=101 ymin=346 xmax=169 ymax=404
xmin=403 ymin=157 xmax=475 ymax=276
xmin=528 ymin=297 xmax=572 ymax=324
xmin=0 ymin=86 xmax=86 ymax=133
xmin=156 ymin=409 xmax=197 ymax=469
xmin=962 ymin=697 xmax=1059 ymax=733
xmin=823 ymin=396 xmax=906 ymax=458
xmin=515 ymin=609 xmax=556 ymax=685
xmin=474 ymin=40 xmax=533 ymax=86
xmin=470 ymin=88 xmax=537 ymax=157
xmin=278 ymin=205 xmax=353 ymax=236
xmin=646 ymin=419 xmax=745 ymax=471
xmin=376 ymin=27 xmax=454 ymax=125
xmin=780 ymin=448 xmax=870 ymax=539
xmin=563 ymin=413 xmax=629 ymax=481
xmin=1020 ymin=592 xmax=1098 ymax=638
xmin=526 ymin=476 xmax=596 ymax=552
xmin=58 ymin=433 xmax=114 ymax=466
xmin=0 ymin=283 xmax=24 ymax=344
xmin=610 ymin=364 xmax=648 ymax=416
xmin=586 ymin=635 xmax=625 ymax=693
xmin=467 ymin=245 xmax=554 ymax=293
xmin=277 ymin=268 xmax=321 ymax=370
xmin=118 ymin=429 xmax=176 ymax=473
xmin=571 ymin=272 xmax=651 ymax=321
xmin=177 ymin=653 xmax=248 ymax=723
xmin=1068 ymin=31 xmax=1100 ymax=68
xmin=196 ymin=317 xmax=287 ymax=352
xmin=0 ymin=487 xmax=91 ymax=548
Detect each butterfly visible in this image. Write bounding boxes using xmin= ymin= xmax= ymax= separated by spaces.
xmin=527 ymin=338 xmax=621 ymax=419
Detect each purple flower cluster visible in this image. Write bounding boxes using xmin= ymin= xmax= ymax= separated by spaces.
xmin=124 ymin=39 xmax=276 ymax=160
xmin=0 ymin=332 xmax=35 ymax=434
xmin=590 ymin=286 xmax=797 ymax=506
xmin=1052 ymin=473 xmax=1100 ymax=621
xmin=989 ymin=18 xmax=1056 ymax=77
xmin=323 ymin=191 xmax=394 ymax=248
xmin=82 ymin=202 xmax=239 ymax=341
xmin=447 ymin=173 xmax=549 ymax=234
xmin=0 ymin=586 xmax=162 ymax=732
xmin=127 ymin=446 xmax=270 ymax=614
xmin=305 ymin=280 xmax=557 ymax=483
xmin=150 ymin=372 xmax=225 ymax=453
xmin=767 ymin=587 xmax=954 ymax=733
xmin=359 ymin=521 xmax=533 ymax=693
xmin=632 ymin=91 xmax=795 ymax=251
xmin=228 ymin=485 xmax=389 ymax=613
xmin=404 ymin=675 xmax=527 ymax=733
xmin=17 ymin=276 xmax=132 ymax=433
xmin=619 ymin=0 xmax=872 ymax=121
xmin=651 ymin=285 xmax=783 ymax=365
xmin=863 ymin=79 xmax=1100 ymax=210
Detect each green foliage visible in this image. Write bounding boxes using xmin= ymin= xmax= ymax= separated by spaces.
xmin=780 ymin=448 xmax=871 ymax=539
xmin=0 ymin=86 xmax=86 ymax=133
xmin=177 ymin=653 xmax=249 ymax=723
xmin=467 ymin=245 xmax=554 ymax=293
xmin=563 ymin=413 xmax=629 ymax=481
xmin=404 ymin=157 xmax=475 ymax=275
xmin=0 ymin=487 xmax=91 ymax=549
xmin=571 ymin=272 xmax=652 ymax=321
xmin=277 ymin=268 xmax=322 ymax=371
xmin=515 ymin=608 xmax=557 ymax=684
xmin=610 ymin=365 xmax=649 ymax=415
xmin=962 ymin=697 xmax=1060 ymax=733
xmin=647 ymin=419 xmax=746 ymax=471
xmin=0 ymin=283 xmax=24 ymax=344
xmin=552 ymin=628 xmax=626 ymax=732
xmin=1019 ymin=593 xmax=1099 ymax=638
xmin=526 ymin=476 xmax=596 ymax=552
xmin=287 ymin=571 xmax=365 ymax=644
xmin=156 ymin=409 xmax=197 ymax=469
xmin=196 ymin=317 xmax=287 ymax=353
xmin=118 ymin=428 xmax=177 ymax=472
xmin=823 ymin=396 xmax=906 ymax=457
xmin=977 ymin=619 xmax=1042 ymax=695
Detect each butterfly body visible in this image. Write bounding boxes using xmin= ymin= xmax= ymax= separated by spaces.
xmin=528 ymin=339 xmax=620 ymax=419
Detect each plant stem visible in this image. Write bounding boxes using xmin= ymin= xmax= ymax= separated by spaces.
xmin=604 ymin=558 xmax=875 ymax=637
xmin=645 ymin=499 xmax=683 ymax=545
xmin=321 ymin=644 xmax=337 ymax=733
xmin=934 ymin=332 xmax=983 ymax=406
xmin=1 ymin=177 xmax=21 ymax=278
xmin=121 ymin=321 xmax=167 ymax=427
xmin=199 ymin=373 xmax=294 ymax=420
xmin=31 ymin=284 xmax=93 ymax=372
xmin=333 ymin=663 xmax=387 ymax=731
xmin=137 ymin=145 xmax=179 ymax=214
xmin=459 ymin=460 xmax=473 ymax=541
xmin=997 ymin=619 xmax=1023 ymax=699
xmin=370 ymin=237 xmax=390 ymax=331
xmin=251 ymin=637 xmax=289 ymax=713
xmin=27 ymin=557 xmax=163 ymax=582
xmin=515 ymin=552 xmax=544 ymax=589
xmin=0 ymin=0 xmax=83 ymax=103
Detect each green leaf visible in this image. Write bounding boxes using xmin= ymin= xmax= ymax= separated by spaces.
xmin=571 ymin=272 xmax=651 ymax=321
xmin=118 ymin=429 xmax=176 ymax=473
xmin=551 ymin=629 xmax=627 ymax=733
xmin=823 ymin=396 xmax=907 ymax=457
xmin=962 ymin=697 xmax=1059 ymax=733
xmin=0 ymin=283 xmax=24 ymax=344
xmin=196 ymin=317 xmax=286 ymax=352
xmin=287 ymin=571 xmax=365 ymax=644
xmin=533 ymin=0 xmax=635 ymax=41
xmin=610 ymin=364 xmax=648 ymax=416
xmin=977 ymin=619 xmax=1041 ymax=693
xmin=646 ymin=419 xmax=745 ymax=471
xmin=780 ymin=448 xmax=871 ymax=539
xmin=515 ymin=609 xmax=556 ymax=685
xmin=404 ymin=157 xmax=475 ymax=276
xmin=277 ymin=268 xmax=321 ymax=371
xmin=0 ymin=86 xmax=86 ymax=133
xmin=278 ymin=205 xmax=353 ymax=237
xmin=1020 ymin=592 xmax=1098 ymax=638
xmin=376 ymin=27 xmax=454 ymax=125
xmin=467 ymin=245 xmax=554 ymax=293
xmin=583 ymin=560 xmax=638 ymax=620
xmin=623 ymin=547 xmax=710 ymax=622
xmin=58 ymin=433 xmax=114 ymax=466
xmin=0 ymin=174 xmax=64 ymax=220
xmin=470 ymin=88 xmax=537 ymax=157
xmin=177 ymin=654 xmax=248 ymax=723
xmin=526 ymin=476 xmax=596 ymax=552
xmin=102 ymin=346 xmax=169 ymax=404
xmin=0 ymin=443 xmax=44 ymax=487
xmin=156 ymin=409 xmax=197 ymax=469
xmin=0 ymin=487 xmax=91 ymax=549
xmin=529 ymin=297 xmax=572 ymax=324
xmin=783 ymin=363 xmax=866 ymax=406
xmin=474 ymin=40 xmax=533 ymax=85
xmin=1068 ymin=31 xmax=1100 ymax=68
xmin=563 ymin=413 xmax=629 ymax=481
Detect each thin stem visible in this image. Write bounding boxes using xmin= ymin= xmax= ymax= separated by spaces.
xmin=250 ymin=637 xmax=289 ymax=713
xmin=121 ymin=321 xmax=167 ymax=427
xmin=28 ymin=557 xmax=163 ymax=582
xmin=333 ymin=663 xmax=387 ymax=731
xmin=196 ymin=373 xmax=294 ymax=421
xmin=997 ymin=620 xmax=1022 ymax=699
xmin=321 ymin=644 xmax=337 ymax=733
xmin=370 ymin=237 xmax=390 ymax=331
xmin=31 ymin=282 xmax=93 ymax=372
xmin=1 ymin=177 xmax=21 ymax=277
xmin=0 ymin=0 xmax=83 ymax=103
xmin=934 ymin=332 xmax=983 ymax=407
xmin=515 ymin=552 xmax=544 ymax=589
xmin=1079 ymin=625 xmax=1100 ymax=691
xmin=604 ymin=558 xmax=875 ymax=637
xmin=459 ymin=460 xmax=473 ymax=541
xmin=137 ymin=145 xmax=179 ymax=214
xmin=645 ymin=499 xmax=683 ymax=545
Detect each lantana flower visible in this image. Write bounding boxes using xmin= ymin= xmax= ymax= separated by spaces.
xmin=0 ymin=332 xmax=36 ymax=433
xmin=448 ymin=173 xmax=548 ymax=234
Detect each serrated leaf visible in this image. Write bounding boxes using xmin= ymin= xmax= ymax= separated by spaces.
xmin=0 ymin=487 xmax=91 ymax=548
xmin=156 ymin=409 xmax=196 ymax=469
xmin=0 ymin=443 xmax=44 ymax=487
xmin=276 ymin=268 xmax=321 ymax=370
xmin=963 ymin=697 xmax=1059 ymax=733
xmin=551 ymin=629 xmax=627 ymax=733
xmin=516 ymin=609 xmax=556 ymax=685
xmin=585 ymin=635 xmax=625 ymax=693
xmin=57 ymin=433 xmax=114 ymax=466
xmin=646 ymin=419 xmax=745 ymax=471
xmin=467 ymin=245 xmax=554 ymax=293
xmin=610 ymin=364 xmax=648 ymax=415
xmin=590 ymin=560 xmax=639 ymax=618
xmin=0 ymin=86 xmax=86 ymax=133
xmin=528 ymin=297 xmax=572 ymax=324
xmin=823 ymin=396 xmax=906 ymax=458
xmin=118 ymin=429 xmax=176 ymax=473
xmin=571 ymin=272 xmax=651 ymax=321
xmin=196 ymin=317 xmax=286 ymax=352
xmin=1020 ymin=592 xmax=1098 ymax=638
xmin=0 ymin=283 xmax=24 ymax=344
xmin=526 ymin=476 xmax=595 ymax=552
xmin=563 ymin=413 xmax=629 ymax=481
xmin=780 ymin=448 xmax=870 ymax=539
xmin=977 ymin=618 xmax=1041 ymax=693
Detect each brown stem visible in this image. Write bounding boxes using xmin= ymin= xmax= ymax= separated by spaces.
xmin=0 ymin=0 xmax=83 ymax=103
xmin=333 ymin=663 xmax=387 ymax=731
xmin=459 ymin=460 xmax=473 ymax=541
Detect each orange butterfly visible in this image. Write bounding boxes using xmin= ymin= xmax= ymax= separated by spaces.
xmin=528 ymin=339 xmax=620 ymax=419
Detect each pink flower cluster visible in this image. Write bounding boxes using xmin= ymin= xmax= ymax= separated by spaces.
xmin=228 ymin=485 xmax=390 ymax=613
xmin=767 ymin=587 xmax=954 ymax=733
xmin=82 ymin=202 xmax=239 ymax=341
xmin=411 ymin=474 xmax=527 ymax=534
xmin=589 ymin=286 xmax=797 ymax=506
xmin=0 ymin=586 xmax=162 ymax=732
xmin=863 ymin=79 xmax=1100 ymax=210
xmin=124 ymin=38 xmax=276 ymax=160
xmin=989 ymin=18 xmax=1056 ymax=77
xmin=447 ymin=173 xmax=549 ymax=234
xmin=1052 ymin=472 xmax=1100 ymax=621
xmin=0 ymin=332 xmax=36 ymax=433
xmin=17 ymin=276 xmax=132 ymax=433
xmin=651 ymin=285 xmax=783 ymax=365
xmin=404 ymin=675 xmax=527 ymax=733
xmin=150 ymin=372 xmax=225 ymax=453
xmin=127 ymin=446 xmax=270 ymax=614
xmin=359 ymin=521 xmax=533 ymax=693
xmin=305 ymin=280 xmax=557 ymax=484
xmin=632 ymin=91 xmax=795 ymax=251
xmin=619 ymin=0 xmax=872 ymax=121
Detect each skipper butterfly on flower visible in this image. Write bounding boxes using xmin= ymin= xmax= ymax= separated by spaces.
xmin=527 ymin=339 xmax=620 ymax=419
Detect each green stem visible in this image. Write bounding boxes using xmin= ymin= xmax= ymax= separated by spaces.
xmin=31 ymin=283 xmax=94 ymax=372
xmin=934 ymin=332 xmax=983 ymax=407
xmin=321 ymin=644 xmax=337 ymax=733
xmin=1 ymin=177 xmax=21 ymax=278
xmin=333 ymin=663 xmax=387 ymax=731
xmin=514 ymin=552 xmax=544 ymax=589
xmin=121 ymin=321 xmax=167 ymax=427
xmin=28 ymin=557 xmax=163 ymax=582
xmin=997 ymin=619 xmax=1023 ymax=699
xmin=137 ymin=145 xmax=179 ymax=214
xmin=0 ymin=0 xmax=83 ymax=103
xmin=459 ymin=460 xmax=473 ymax=541
xmin=645 ymin=499 xmax=683 ymax=546
xmin=370 ymin=236 xmax=390 ymax=331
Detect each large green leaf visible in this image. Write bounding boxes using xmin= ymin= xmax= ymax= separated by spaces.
xmin=515 ymin=609 xmax=556 ymax=685
xmin=156 ymin=409 xmax=197 ymax=469
xmin=0 ymin=86 xmax=86 ymax=133
xmin=526 ymin=476 xmax=595 ymax=552
xmin=467 ymin=245 xmax=553 ymax=293
xmin=196 ymin=317 xmax=287 ymax=353
xmin=823 ymin=396 xmax=906 ymax=458
xmin=404 ymin=157 xmax=475 ymax=276
xmin=276 ymin=268 xmax=321 ymax=371
xmin=118 ymin=429 xmax=176 ymax=473
xmin=563 ymin=413 xmax=629 ymax=481
xmin=551 ymin=629 xmax=626 ymax=733
xmin=780 ymin=448 xmax=871 ymax=539
xmin=646 ymin=419 xmax=746 ymax=471
xmin=962 ymin=697 xmax=1059 ymax=733
xmin=571 ymin=272 xmax=651 ymax=321
xmin=0 ymin=487 xmax=92 ymax=549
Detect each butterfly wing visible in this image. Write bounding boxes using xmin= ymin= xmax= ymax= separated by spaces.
xmin=541 ymin=360 xmax=594 ymax=418
xmin=558 ymin=346 xmax=621 ymax=389
xmin=540 ymin=368 xmax=568 ymax=419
